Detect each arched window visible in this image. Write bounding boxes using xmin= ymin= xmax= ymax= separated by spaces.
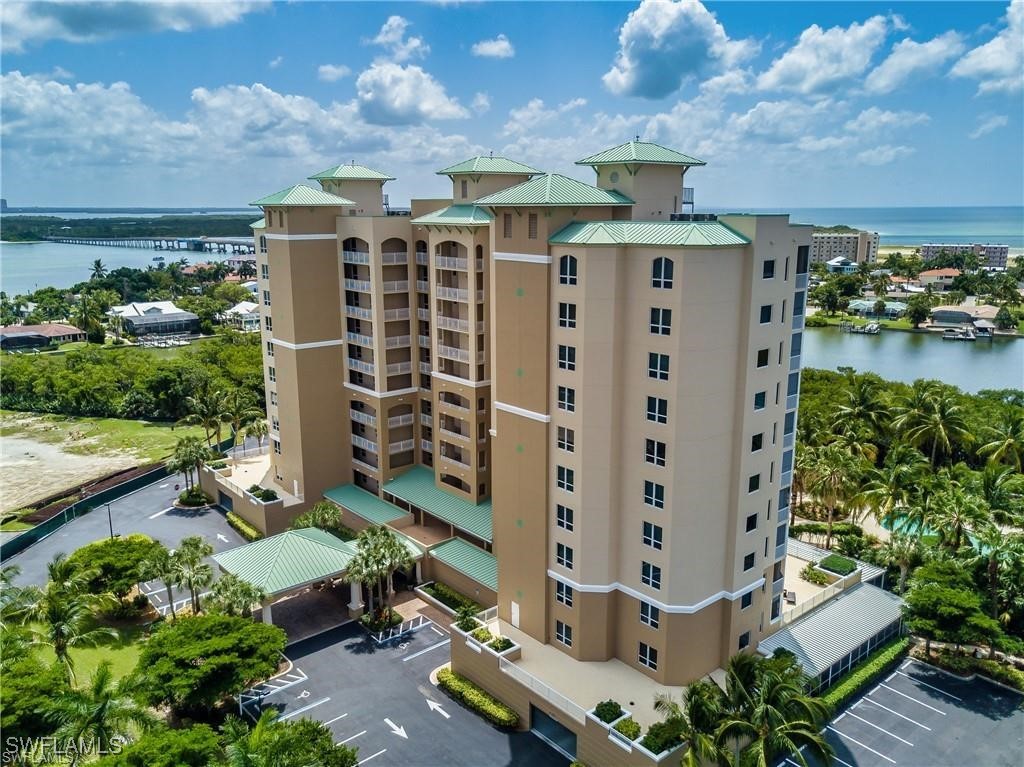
xmin=559 ymin=255 xmax=578 ymax=286
xmin=652 ymin=257 xmax=674 ymax=289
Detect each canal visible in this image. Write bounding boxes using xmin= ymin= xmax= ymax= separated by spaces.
xmin=802 ymin=326 xmax=1024 ymax=393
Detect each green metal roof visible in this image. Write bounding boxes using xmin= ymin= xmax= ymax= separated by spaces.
xmin=430 ymin=538 xmax=497 ymax=592
xmin=436 ymin=156 xmax=543 ymax=176
xmin=308 ymin=163 xmax=395 ymax=181
xmin=548 ymin=220 xmax=749 ymax=247
xmin=576 ymin=141 xmax=706 ymax=167
xmin=383 ymin=466 xmax=493 ymax=542
xmin=324 ymin=484 xmax=412 ymax=526
xmin=250 ymin=185 xmax=355 ymax=207
xmin=410 ymin=204 xmax=494 ymax=226
xmin=250 ymin=217 xmax=265 ymax=229
xmin=474 ymin=174 xmax=634 ymax=207
xmin=211 ymin=528 xmax=356 ymax=596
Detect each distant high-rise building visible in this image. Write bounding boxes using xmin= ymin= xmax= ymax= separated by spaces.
xmin=811 ymin=231 xmax=879 ymax=265
xmin=920 ymin=243 xmax=1008 ymax=269
xmin=1 ymin=198 xmax=8 ymax=211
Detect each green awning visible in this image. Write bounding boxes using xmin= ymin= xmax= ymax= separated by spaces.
xmin=383 ymin=466 xmax=492 ymax=543
xmin=430 ymin=538 xmax=497 ymax=591
xmin=324 ymin=484 xmax=412 ymax=526
xmin=212 ymin=528 xmax=356 ymax=596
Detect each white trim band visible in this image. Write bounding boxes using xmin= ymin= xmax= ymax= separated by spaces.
xmin=271 ymin=337 xmax=344 ymax=350
xmin=494 ymin=401 xmax=550 ymax=423
xmin=343 ymin=383 xmax=420 ymax=399
xmin=493 ymin=252 xmax=552 ymax=264
xmin=546 ymin=570 xmax=766 ymax=614
xmin=264 ymin=233 xmax=338 ymax=241
xmin=431 ymin=371 xmax=492 ymax=388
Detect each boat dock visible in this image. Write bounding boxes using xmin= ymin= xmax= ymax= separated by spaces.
xmin=839 ymin=321 xmax=881 ymax=334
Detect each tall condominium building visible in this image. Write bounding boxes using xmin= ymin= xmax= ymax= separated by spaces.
xmin=920 ymin=242 xmax=1009 ymax=269
xmin=245 ymin=142 xmax=810 ymax=765
xmin=811 ymin=230 xmax=879 ymax=265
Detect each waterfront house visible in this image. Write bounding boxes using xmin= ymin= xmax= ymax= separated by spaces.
xmin=0 ymin=323 xmax=85 ymax=350
xmin=222 ymin=300 xmax=260 ymax=331
xmin=109 ymin=301 xmax=200 ymax=336
xmin=918 ymin=268 xmax=960 ymax=291
xmin=847 ymin=299 xmax=907 ymax=318
xmin=930 ymin=304 xmax=1000 ymax=327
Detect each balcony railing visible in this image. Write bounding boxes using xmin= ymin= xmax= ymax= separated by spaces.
xmin=342 ymin=250 xmax=369 ymax=265
xmin=420 ymin=414 xmax=433 ymax=428
xmin=416 ymin=280 xmax=429 ymax=293
xmin=475 ymin=260 xmax=484 ymax=271
xmin=440 ymin=427 xmax=470 ymax=443
xmin=388 ymin=413 xmax=415 ymax=428
xmin=381 ymin=251 xmax=406 ymax=265
xmin=345 ymin=331 xmax=373 ymax=347
xmin=437 ymin=344 xmax=469 ymax=363
xmin=435 ymin=286 xmax=469 ymax=302
xmin=389 ymin=439 xmax=415 ymax=454
xmin=498 ymin=658 xmax=586 ymax=725
xmin=420 ymin=438 xmax=433 ymax=452
xmin=440 ymin=451 xmax=470 ymax=468
xmin=386 ymin=361 xmax=413 ymax=376
xmin=383 ymin=280 xmax=409 ymax=293
xmin=415 ymin=251 xmax=428 ymax=265
xmin=351 ymin=457 xmax=379 ymax=474
xmin=418 ymin=335 xmax=430 ymax=348
xmin=419 ymin=361 xmax=432 ymax=374
xmin=417 ymin=307 xmax=431 ymax=321
xmin=438 ymin=398 xmax=469 ymax=414
xmin=350 ymin=409 xmax=377 ymax=427
xmin=435 ymin=315 xmax=469 ymax=333
xmin=383 ymin=307 xmax=411 ymax=322
xmin=351 ymin=434 xmax=378 ymax=453
xmin=344 ymin=278 xmax=370 ymax=292
xmin=345 ymin=305 xmax=372 ymax=320
xmin=347 ymin=358 xmax=375 ymax=375
xmin=385 ymin=335 xmax=411 ymax=349
xmin=436 ymin=256 xmax=467 ymax=270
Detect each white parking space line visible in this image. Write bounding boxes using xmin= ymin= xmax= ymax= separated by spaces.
xmin=800 ymin=744 xmax=854 ymax=767
xmin=901 ymin=659 xmax=914 ymax=671
xmin=878 ymin=683 xmax=946 ymax=714
xmin=324 ymin=713 xmax=349 ymax=725
xmin=845 ymin=711 xmax=914 ymax=746
xmin=863 ymin=697 xmax=932 ymax=730
xmin=827 ymin=726 xmax=896 ymax=764
xmin=885 ymin=672 xmax=898 ymax=682
xmin=338 ymin=730 xmax=366 ymax=745
xmin=148 ymin=507 xmax=173 ymax=519
xmin=785 ymin=759 xmax=803 ymax=767
xmin=431 ymin=626 xmax=445 ymax=636
xmin=357 ymin=749 xmax=386 ymax=765
xmin=151 ymin=592 xmax=163 ymax=603
xmin=895 ymin=670 xmax=962 ymax=701
xmin=280 ymin=697 xmax=330 ymax=721
xmin=401 ymin=638 xmax=450 ymax=662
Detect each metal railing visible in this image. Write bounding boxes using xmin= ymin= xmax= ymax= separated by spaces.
xmin=385 ymin=335 xmax=411 ymax=348
xmin=416 ymin=280 xmax=429 ymax=293
xmin=342 ymin=250 xmax=369 ymax=264
xmin=351 ymin=434 xmax=378 ymax=453
xmin=781 ymin=571 xmax=858 ymax=626
xmin=417 ymin=308 xmax=431 ymax=321
xmin=439 ymin=450 xmax=470 ymax=468
xmin=419 ymin=361 xmax=432 ymax=374
xmin=345 ymin=305 xmax=372 ymax=320
xmin=418 ymin=334 xmax=430 ymax=348
xmin=415 ymin=251 xmax=428 ymax=265
xmin=345 ymin=331 xmax=373 ymax=347
xmin=420 ymin=439 xmax=433 ymax=453
xmin=386 ymin=361 xmax=413 ymax=375
xmin=420 ymin=414 xmax=433 ymax=427
xmin=352 ymin=457 xmax=379 ymax=474
xmin=435 ymin=315 xmax=469 ymax=333
xmin=439 ymin=427 xmax=470 ymax=443
xmin=436 ymin=256 xmax=467 ymax=270
xmin=381 ymin=251 xmax=407 ymax=265
xmin=350 ymin=409 xmax=377 ymax=427
xmin=347 ymin=358 xmax=375 ymax=375
xmin=389 ymin=439 xmax=415 ymax=454
xmin=383 ymin=307 xmax=411 ymax=321
xmin=438 ymin=398 xmax=469 ymax=414
xmin=437 ymin=344 xmax=469 ymax=362
xmin=498 ymin=657 xmax=587 ymax=725
xmin=382 ymin=280 xmax=409 ymax=293
xmin=344 ymin=278 xmax=370 ymax=292
xmin=435 ymin=286 xmax=469 ymax=302
xmin=388 ymin=413 xmax=415 ymax=428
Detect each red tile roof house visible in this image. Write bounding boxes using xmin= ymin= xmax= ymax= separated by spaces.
xmin=0 ymin=323 xmax=85 ymax=350
xmin=917 ymin=268 xmax=961 ymax=290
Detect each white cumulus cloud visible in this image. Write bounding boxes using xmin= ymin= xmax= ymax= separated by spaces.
xmin=856 ymin=144 xmax=914 ymax=165
xmin=471 ymin=34 xmax=514 ymax=58
xmin=370 ymin=16 xmax=429 ymax=62
xmin=318 ymin=64 xmax=352 ymax=82
xmin=356 ymin=62 xmax=468 ymax=125
xmin=950 ymin=0 xmax=1024 ymax=94
xmin=471 ymin=92 xmax=491 ymax=114
xmin=969 ymin=114 xmax=1009 ymax=139
xmin=603 ymin=0 xmax=758 ymax=99
xmin=269 ymin=56 xmax=284 ymax=69
xmin=503 ymin=98 xmax=587 ymax=136
xmin=757 ymin=15 xmax=890 ymax=94
xmin=0 ymin=1 xmax=267 ymax=53
xmin=864 ymin=32 xmax=966 ymax=93
xmin=844 ymin=107 xmax=930 ymax=133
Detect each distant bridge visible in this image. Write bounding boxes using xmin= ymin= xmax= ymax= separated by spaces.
xmin=44 ymin=235 xmax=255 ymax=254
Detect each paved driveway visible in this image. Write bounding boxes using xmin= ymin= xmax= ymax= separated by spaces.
xmin=243 ymin=621 xmax=566 ymax=767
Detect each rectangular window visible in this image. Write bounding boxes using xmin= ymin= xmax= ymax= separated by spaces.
xmin=272 ymin=439 xmax=281 ymax=455
xmin=738 ymin=631 xmax=750 ymax=650
xmin=642 ymin=521 xmax=663 ymax=550
xmin=557 ymin=344 xmax=576 ymax=371
xmin=261 ymin=264 xmax=269 ymax=279
xmin=784 ymin=256 xmax=790 ymax=281
xmin=643 ymin=480 xmax=665 ymax=509
xmin=639 ymin=642 xmax=658 ymax=670
xmin=268 ymin=366 xmax=276 ymax=383
xmin=528 ymin=213 xmax=538 ymax=239
xmin=557 ymin=426 xmax=575 ymax=453
xmin=264 ymin=316 xmax=273 ymax=331
xmin=557 ymin=466 xmax=574 ymax=492
xmin=743 ymin=553 xmax=755 ymax=571
xmin=796 ymin=245 xmax=809 ymax=275
xmin=640 ymin=602 xmax=660 ymax=629
xmin=503 ymin=213 xmax=512 ymax=238
xmin=794 ymin=291 xmax=805 ymax=317
xmin=748 ymin=474 xmax=761 ymax=493
xmin=791 ymin=332 xmax=803 ymax=357
xmin=641 ymin=561 xmax=661 ymax=589
xmin=762 ymin=260 xmax=776 ymax=279
xmin=270 ymin=391 xmax=278 ymax=406
xmin=776 ymin=523 xmax=788 ymax=547
xmin=756 ymin=348 xmax=769 ymax=368
xmin=558 ymin=302 xmax=577 ymax=328
xmin=751 ymin=433 xmax=763 ymax=452
xmin=556 ymin=581 xmax=573 ymax=607
xmin=648 ymin=352 xmax=670 ymax=381
xmin=754 ymin=391 xmax=766 ymax=410
xmin=556 ymin=620 xmax=572 ymax=647
xmin=741 ymin=592 xmax=753 ymax=609
xmin=788 ymin=371 xmax=800 ymax=397
xmin=745 ymin=513 xmax=758 ymax=533
xmin=262 ymin=290 xmax=271 ymax=307
xmin=649 ymin=307 xmax=672 ymax=335
xmin=556 ymin=504 xmax=574 ymax=531
xmin=645 ymin=439 xmax=666 ymax=467
xmin=557 ymin=386 xmax=576 ymax=412
xmin=646 ymin=396 xmax=668 ymax=424
xmin=556 ymin=543 xmax=574 ymax=569
xmin=460 ymin=179 xmax=468 ymax=199
xmin=266 ymin=341 xmax=274 ymax=357
xmin=784 ymin=411 xmax=795 ymax=436
xmin=271 ymin=416 xmax=280 ymax=432
xmin=759 ymin=304 xmax=772 ymax=324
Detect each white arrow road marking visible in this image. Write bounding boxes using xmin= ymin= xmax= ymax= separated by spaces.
xmin=426 ymin=700 xmax=450 ymax=719
xmin=383 ymin=718 xmax=408 ymax=739
xmin=148 ymin=507 xmax=173 ymax=519
xmin=217 ymin=533 xmax=229 ymax=543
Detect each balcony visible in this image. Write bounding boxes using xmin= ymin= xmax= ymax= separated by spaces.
xmin=345 ymin=305 xmax=372 ymax=320
xmin=792 ymin=313 xmax=804 ymax=330
xmin=440 ymin=427 xmax=470 ymax=443
xmin=436 ymin=344 xmax=470 ymax=363
xmin=786 ymin=393 xmax=798 ymax=411
xmin=440 ymin=451 xmax=471 ymax=468
xmin=345 ymin=331 xmax=373 ymax=347
xmin=420 ymin=438 xmax=433 ymax=452
xmin=386 ymin=361 xmax=413 ymax=376
xmin=389 ymin=439 xmax=415 ymax=454
xmin=381 ymin=251 xmax=406 ymax=265
xmin=420 ymin=414 xmax=433 ymax=428
xmin=350 ymin=409 xmax=377 ymax=427
xmin=438 ymin=398 xmax=469 ymax=414
xmin=347 ymin=358 xmax=375 ymax=375
xmin=436 ymin=256 xmax=467 ymax=270
xmin=342 ymin=250 xmax=369 ymax=265
xmin=383 ymin=307 xmax=411 ymax=322
xmin=416 ymin=280 xmax=429 ymax=293
xmin=435 ymin=286 xmax=469 ymax=302
xmin=344 ymin=278 xmax=370 ymax=292
xmin=435 ymin=316 xmax=468 ymax=333
xmin=790 ymin=354 xmax=800 ymax=372
xmin=417 ymin=308 xmax=431 ymax=321
xmin=385 ymin=335 xmax=411 ymax=349
xmin=351 ymin=434 xmax=378 ymax=453
xmin=387 ymin=413 xmax=415 ymax=428
xmin=419 ymin=361 xmax=432 ymax=374
xmin=783 ymin=430 xmax=795 ymax=450
xmin=415 ymin=251 xmax=428 ymax=266
xmin=418 ymin=335 xmax=430 ymax=348
xmin=352 ymin=457 xmax=379 ymax=474
xmin=383 ymin=280 xmax=409 ymax=293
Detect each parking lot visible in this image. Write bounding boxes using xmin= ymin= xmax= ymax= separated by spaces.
xmin=242 ymin=620 xmax=565 ymax=767
xmin=787 ymin=658 xmax=1024 ymax=767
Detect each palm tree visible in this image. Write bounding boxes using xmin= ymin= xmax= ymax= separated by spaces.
xmin=971 ymin=463 xmax=1024 ymax=527
xmin=653 ymin=680 xmax=729 ymax=767
xmin=870 ymin=273 xmax=891 ymax=301
xmin=832 ymin=374 xmax=890 ymax=446
xmin=89 ymin=259 xmax=108 ymax=280
xmin=245 ymin=419 xmax=269 ymax=453
xmin=139 ymin=545 xmax=181 ymax=619
xmin=73 ymin=290 xmax=105 ymax=341
xmin=174 ymin=536 xmax=214 ymax=614
xmin=808 ymin=445 xmax=863 ymax=549
xmin=20 ymin=586 xmax=117 ymax=681
xmin=892 ymin=382 xmax=972 ymax=466
xmin=222 ymin=709 xmax=279 ymax=767
xmin=238 ymin=260 xmax=257 ymax=280
xmin=222 ymin=389 xmax=263 ymax=450
xmin=860 ymin=444 xmax=928 ymax=528
xmin=166 ymin=435 xmax=209 ymax=491
xmin=928 ymin=489 xmax=990 ymax=552
xmin=878 ymin=534 xmax=922 ymax=594
xmin=178 ymin=387 xmax=229 ymax=448
xmin=45 ymin=662 xmax=156 ymax=765
xmin=206 ymin=573 xmax=266 ymax=617
xmin=373 ymin=527 xmax=414 ymax=614
xmin=978 ymin=410 xmax=1024 ymax=472
xmin=345 ymin=539 xmax=385 ymax=615
xmin=967 ymin=526 xmax=1023 ymax=620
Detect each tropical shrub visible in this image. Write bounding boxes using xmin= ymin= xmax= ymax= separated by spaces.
xmin=489 ymin=636 xmax=514 ymax=652
xmin=247 ymin=485 xmax=279 ymax=502
xmin=818 ymin=554 xmax=857 ymax=576
xmin=454 ymin=605 xmax=480 ymax=632
xmin=804 ymin=315 xmax=829 ymax=327
xmin=437 ymin=668 xmax=519 ymax=727
xmin=593 ymin=699 xmax=623 ymax=724
xmin=925 ymin=650 xmax=1024 ymax=692
xmin=639 ymin=718 xmax=684 ymax=755
xmin=226 ymin=511 xmax=263 ymax=541
xmin=800 ymin=563 xmax=830 ymax=586
xmin=822 ymin=638 xmax=909 ymax=710
xmin=65 ymin=534 xmax=164 ymax=603
xmin=613 ymin=716 xmax=641 ymax=740
xmin=93 ymin=724 xmax=222 ymax=767
xmin=421 ymin=581 xmax=480 ymax=613
xmin=178 ymin=487 xmax=212 ymax=507
xmin=470 ymin=627 xmax=494 ymax=644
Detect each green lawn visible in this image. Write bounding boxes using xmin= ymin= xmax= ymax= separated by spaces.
xmin=0 ymin=520 xmax=34 ymax=531
xmin=0 ymin=410 xmax=205 ymax=465
xmin=32 ymin=620 xmax=147 ymax=682
xmin=809 ymin=313 xmax=920 ymax=332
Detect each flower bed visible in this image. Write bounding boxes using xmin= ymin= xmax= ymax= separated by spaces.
xmin=818 ymin=553 xmax=857 ymax=576
xmin=420 ymin=581 xmax=481 ymax=613
xmin=921 ymin=649 xmax=1024 ymax=692
xmin=822 ymin=637 xmax=910 ymax=710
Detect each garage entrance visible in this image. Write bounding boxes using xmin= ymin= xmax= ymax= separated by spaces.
xmin=530 ymin=705 xmax=577 ymax=760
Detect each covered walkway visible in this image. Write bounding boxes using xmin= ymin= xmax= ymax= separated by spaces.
xmin=383 ymin=466 xmax=493 ymax=546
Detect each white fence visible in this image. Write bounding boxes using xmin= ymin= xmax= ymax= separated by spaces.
xmin=498 ymin=657 xmax=587 ymax=724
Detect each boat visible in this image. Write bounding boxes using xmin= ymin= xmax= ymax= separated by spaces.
xmin=942 ymin=327 xmax=976 ymax=342
xmin=152 ymin=255 xmax=165 ymax=261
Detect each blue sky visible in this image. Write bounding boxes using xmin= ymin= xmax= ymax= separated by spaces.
xmin=2 ymin=1 xmax=1022 ymax=208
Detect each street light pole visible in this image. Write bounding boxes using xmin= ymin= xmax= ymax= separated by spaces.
xmin=106 ymin=503 xmax=114 ymax=540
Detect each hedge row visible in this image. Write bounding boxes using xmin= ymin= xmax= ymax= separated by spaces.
xmin=822 ymin=637 xmax=910 ymax=710
xmin=226 ymin=512 xmax=263 ymax=541
xmin=422 ymin=582 xmax=480 ymax=613
xmin=925 ymin=651 xmax=1024 ymax=692
xmin=789 ymin=522 xmax=863 ymax=539
xmin=437 ymin=668 xmax=519 ymax=728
